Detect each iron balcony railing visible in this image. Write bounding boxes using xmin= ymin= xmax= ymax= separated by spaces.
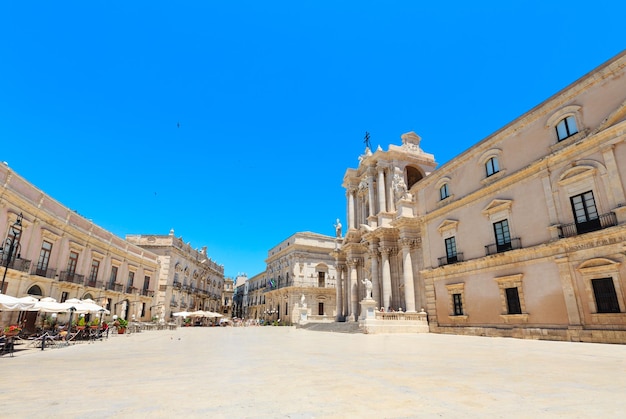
xmin=437 ymin=252 xmax=464 ymax=267
xmin=58 ymin=271 xmax=85 ymax=284
xmin=558 ymin=212 xmax=617 ymax=238
xmin=140 ymin=289 xmax=155 ymax=297
xmin=31 ymin=266 xmax=57 ymax=278
xmin=485 ymin=238 xmax=522 ymax=256
xmin=4 ymin=258 xmax=31 ymax=273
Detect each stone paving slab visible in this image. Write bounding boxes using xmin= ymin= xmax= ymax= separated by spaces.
xmin=1 ymin=327 xmax=625 ymax=418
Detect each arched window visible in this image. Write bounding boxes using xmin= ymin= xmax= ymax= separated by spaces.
xmin=439 ymin=183 xmax=450 ymax=200
xmin=27 ymin=285 xmax=43 ymax=296
xmin=486 ymin=157 xmax=500 ymax=177
xmin=556 ymin=116 xmax=578 ymax=141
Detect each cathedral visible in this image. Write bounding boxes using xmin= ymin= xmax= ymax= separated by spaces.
xmin=335 ymin=50 xmax=626 ymax=343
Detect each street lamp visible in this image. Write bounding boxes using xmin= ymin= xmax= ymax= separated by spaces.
xmin=0 ymin=213 xmax=23 ymax=294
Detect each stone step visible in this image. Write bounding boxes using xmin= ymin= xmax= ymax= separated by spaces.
xmin=296 ymin=322 xmax=363 ymax=334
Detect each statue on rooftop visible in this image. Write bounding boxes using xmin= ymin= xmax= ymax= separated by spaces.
xmin=334 ymin=218 xmax=342 ymax=238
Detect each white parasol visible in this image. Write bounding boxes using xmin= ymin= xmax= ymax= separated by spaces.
xmin=0 ymin=293 xmax=37 ymax=311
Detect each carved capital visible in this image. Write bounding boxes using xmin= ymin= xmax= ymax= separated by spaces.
xmin=380 ymin=247 xmax=396 ymax=256
xmin=347 ymin=258 xmax=361 ymax=268
xmin=399 ymin=238 xmax=420 ymax=249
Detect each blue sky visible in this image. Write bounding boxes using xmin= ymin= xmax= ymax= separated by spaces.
xmin=1 ymin=2 xmax=624 ymax=278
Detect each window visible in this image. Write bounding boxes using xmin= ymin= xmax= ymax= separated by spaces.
xmin=486 ymin=157 xmax=499 ymax=177
xmin=556 ymin=116 xmax=578 ymax=141
xmin=143 ymin=276 xmax=150 ymax=291
xmin=36 ymin=241 xmax=53 ymax=276
xmin=60 ymin=291 xmax=69 ymax=303
xmin=318 ymin=272 xmax=325 ymax=287
xmin=319 ymin=302 xmax=324 ymax=315
xmin=67 ymin=251 xmax=79 ymax=276
xmin=547 ymin=106 xmax=582 ymax=145
xmin=494 ymin=274 xmax=528 ymax=322
xmin=445 ymin=283 xmax=467 ymax=321
xmin=109 ymin=266 xmax=118 ymax=287
xmin=88 ymin=259 xmax=100 ymax=283
xmin=505 ymin=287 xmax=522 ymax=314
xmin=570 ymin=191 xmax=600 ymax=234
xmin=592 ymin=278 xmax=620 ymax=313
xmin=440 ymin=183 xmax=449 ymax=200
xmin=493 ymin=219 xmax=512 ymax=252
xmin=445 ymin=237 xmax=457 ymax=264
xmin=126 ymin=271 xmax=135 ymax=291
xmin=452 ymin=293 xmax=463 ymax=316
xmin=285 ymin=302 xmax=288 ymax=315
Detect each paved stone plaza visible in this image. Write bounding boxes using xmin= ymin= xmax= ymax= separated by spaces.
xmin=1 ymin=327 xmax=625 ymax=418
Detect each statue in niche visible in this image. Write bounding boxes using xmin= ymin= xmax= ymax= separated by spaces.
xmin=334 ymin=218 xmax=342 ymax=238
xmin=392 ymin=173 xmax=407 ymax=201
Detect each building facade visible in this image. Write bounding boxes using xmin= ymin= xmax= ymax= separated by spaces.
xmin=222 ymin=277 xmax=234 ymax=318
xmin=264 ymin=232 xmax=338 ymax=325
xmin=127 ymin=232 xmax=224 ymax=322
xmin=0 ymin=165 xmax=159 ymax=331
xmin=245 ymin=272 xmax=266 ymax=322
xmin=336 ymin=50 xmax=626 ymax=343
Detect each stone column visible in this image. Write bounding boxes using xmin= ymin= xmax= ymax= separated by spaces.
xmin=554 ymin=256 xmax=582 ymax=326
xmin=347 ymin=189 xmax=356 ymax=230
xmin=387 ymin=171 xmax=396 ymax=213
xmin=347 ymin=259 xmax=359 ymax=321
xmin=400 ymin=238 xmax=416 ymax=312
xmin=367 ymin=169 xmax=377 ymax=217
xmin=335 ymin=264 xmax=344 ymax=320
xmin=360 ymin=195 xmax=367 ymax=225
xmin=602 ymin=145 xmax=626 ymax=207
xmin=377 ymin=166 xmax=387 ymax=213
xmin=380 ymin=247 xmax=393 ymax=311
xmin=369 ymin=241 xmax=380 ymax=306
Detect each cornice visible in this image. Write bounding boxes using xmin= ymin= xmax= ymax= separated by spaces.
xmin=424 ymin=120 xmax=626 ymax=223
xmin=422 ymin=225 xmax=626 ymax=280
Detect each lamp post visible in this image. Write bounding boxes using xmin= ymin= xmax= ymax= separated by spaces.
xmin=0 ymin=213 xmax=23 ymax=294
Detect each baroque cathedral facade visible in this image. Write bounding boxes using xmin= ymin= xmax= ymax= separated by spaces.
xmin=334 ymin=50 xmax=626 ymax=343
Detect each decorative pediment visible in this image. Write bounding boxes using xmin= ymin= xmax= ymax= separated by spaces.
xmin=68 ymin=240 xmax=85 ymax=253
xmin=577 ymin=258 xmax=620 ymax=274
xmin=546 ymin=105 xmax=582 ymax=128
xmin=41 ymin=227 xmax=61 ymax=242
xmin=478 ymin=148 xmax=502 ymax=165
xmin=558 ymin=165 xmax=596 ymax=186
xmin=481 ymin=199 xmax=513 ymax=218
xmin=437 ymin=219 xmax=459 ymax=235
xmin=435 ymin=176 xmax=451 ymax=189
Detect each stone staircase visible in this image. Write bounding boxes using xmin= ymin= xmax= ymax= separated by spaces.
xmin=296 ymin=322 xmax=363 ymax=334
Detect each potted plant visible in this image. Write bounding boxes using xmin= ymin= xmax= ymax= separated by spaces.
xmin=3 ymin=325 xmax=21 ymax=337
xmin=76 ymin=315 xmax=86 ymax=330
xmin=115 ymin=318 xmax=128 ymax=334
xmin=89 ymin=318 xmax=100 ymax=330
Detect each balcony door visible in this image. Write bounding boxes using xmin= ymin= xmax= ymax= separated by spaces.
xmin=571 ymin=191 xmax=600 ymax=234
